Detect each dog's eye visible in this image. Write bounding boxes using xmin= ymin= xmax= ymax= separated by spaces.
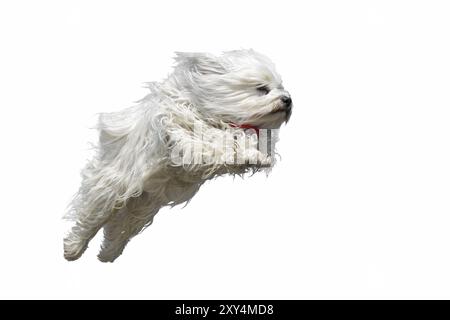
xmin=257 ymin=86 xmax=270 ymax=95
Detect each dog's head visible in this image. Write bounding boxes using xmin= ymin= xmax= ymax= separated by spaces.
xmin=173 ymin=49 xmax=292 ymax=129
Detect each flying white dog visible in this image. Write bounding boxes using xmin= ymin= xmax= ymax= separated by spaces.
xmin=64 ymin=49 xmax=292 ymax=262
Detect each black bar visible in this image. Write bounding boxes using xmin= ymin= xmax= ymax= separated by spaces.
xmin=0 ymin=300 xmax=449 ymax=318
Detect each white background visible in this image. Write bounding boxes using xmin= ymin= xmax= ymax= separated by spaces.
xmin=0 ymin=0 xmax=449 ymax=299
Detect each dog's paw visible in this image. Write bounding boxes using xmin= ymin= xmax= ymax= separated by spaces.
xmin=97 ymin=253 xmax=115 ymax=263
xmin=259 ymin=154 xmax=273 ymax=167
xmin=97 ymin=251 xmax=120 ymax=263
xmin=97 ymin=244 xmax=126 ymax=263
xmin=63 ymin=236 xmax=88 ymax=261
xmin=243 ymin=152 xmax=273 ymax=169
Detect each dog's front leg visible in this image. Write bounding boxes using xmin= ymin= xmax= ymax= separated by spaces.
xmin=169 ymin=126 xmax=273 ymax=177
xmin=220 ymin=129 xmax=273 ymax=170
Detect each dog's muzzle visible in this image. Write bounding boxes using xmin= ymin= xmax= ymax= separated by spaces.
xmin=281 ymin=95 xmax=292 ymax=121
xmin=272 ymin=95 xmax=292 ymax=122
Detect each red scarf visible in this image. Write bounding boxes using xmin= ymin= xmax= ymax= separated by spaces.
xmin=230 ymin=123 xmax=260 ymax=136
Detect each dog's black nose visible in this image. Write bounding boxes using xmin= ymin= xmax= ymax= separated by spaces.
xmin=281 ymin=95 xmax=292 ymax=107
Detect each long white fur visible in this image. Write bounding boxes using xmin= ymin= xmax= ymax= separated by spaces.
xmin=64 ymin=49 xmax=291 ymax=262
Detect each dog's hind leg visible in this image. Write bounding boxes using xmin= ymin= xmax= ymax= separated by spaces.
xmin=64 ymin=175 xmax=119 ymax=261
xmin=97 ymin=212 xmax=155 ymax=263
xmin=64 ymin=209 xmax=114 ymax=261
xmin=97 ymin=193 xmax=158 ymax=262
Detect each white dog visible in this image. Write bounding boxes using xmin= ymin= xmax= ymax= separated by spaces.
xmin=64 ymin=49 xmax=292 ymax=262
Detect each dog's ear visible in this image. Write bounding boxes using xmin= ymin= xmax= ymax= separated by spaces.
xmin=174 ymin=52 xmax=226 ymax=75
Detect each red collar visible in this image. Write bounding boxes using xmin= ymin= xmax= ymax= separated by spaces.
xmin=230 ymin=123 xmax=260 ymax=136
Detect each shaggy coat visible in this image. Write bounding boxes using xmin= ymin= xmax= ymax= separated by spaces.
xmin=64 ymin=50 xmax=291 ymax=262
